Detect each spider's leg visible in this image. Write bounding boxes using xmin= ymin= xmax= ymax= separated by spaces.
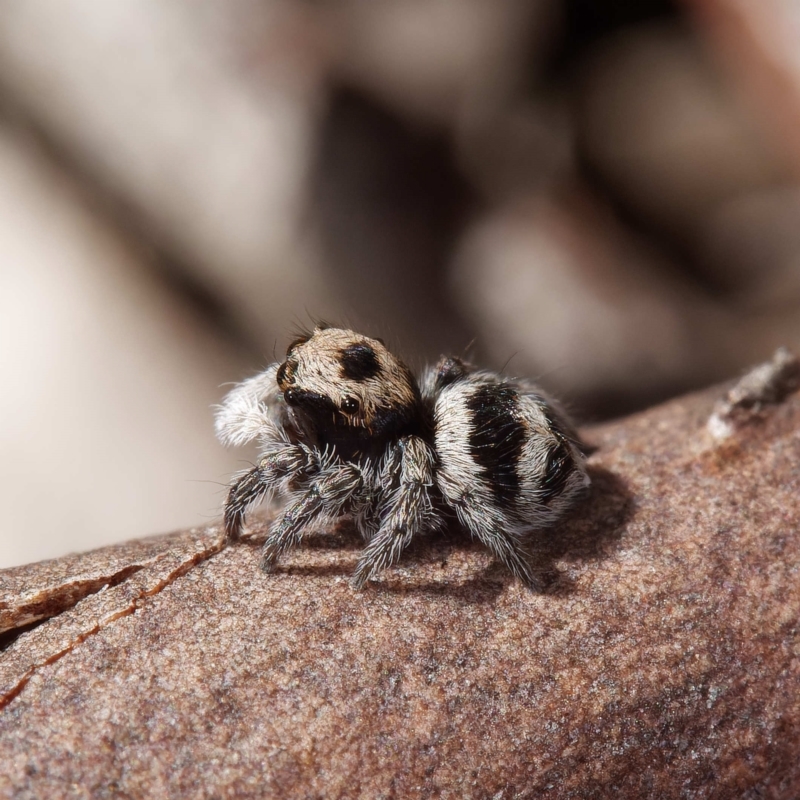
xmin=260 ymin=461 xmax=364 ymax=572
xmin=351 ymin=436 xmax=439 ymax=589
xmin=452 ymin=503 xmax=541 ymax=590
xmin=224 ymin=445 xmax=316 ymax=542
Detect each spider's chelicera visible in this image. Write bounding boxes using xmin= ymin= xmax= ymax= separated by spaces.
xmin=216 ymin=327 xmax=590 ymax=589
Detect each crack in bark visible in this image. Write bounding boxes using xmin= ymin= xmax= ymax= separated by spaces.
xmin=0 ymin=565 xmax=146 ymax=638
xmin=0 ymin=528 xmax=234 ymax=637
xmin=0 ymin=534 xmax=225 ymax=711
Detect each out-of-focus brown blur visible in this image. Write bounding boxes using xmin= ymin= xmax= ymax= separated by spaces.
xmin=1 ymin=0 xmax=798 ymax=567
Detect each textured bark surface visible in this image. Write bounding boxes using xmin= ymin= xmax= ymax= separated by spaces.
xmin=1 ymin=353 xmax=799 ymax=799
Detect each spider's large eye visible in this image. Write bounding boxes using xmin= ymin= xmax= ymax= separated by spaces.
xmin=342 ymin=397 xmax=360 ymax=414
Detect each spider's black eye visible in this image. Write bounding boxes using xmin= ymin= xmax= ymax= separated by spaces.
xmin=284 ymin=388 xmax=299 ymax=406
xmin=342 ymin=397 xmax=360 ymax=414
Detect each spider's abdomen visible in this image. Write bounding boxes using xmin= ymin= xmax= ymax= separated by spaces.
xmin=432 ymin=371 xmax=589 ymax=531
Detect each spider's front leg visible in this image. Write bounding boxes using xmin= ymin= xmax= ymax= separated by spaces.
xmin=351 ymin=436 xmax=440 ymax=590
xmin=224 ymin=445 xmax=317 ymax=542
xmin=259 ymin=461 xmax=365 ymax=572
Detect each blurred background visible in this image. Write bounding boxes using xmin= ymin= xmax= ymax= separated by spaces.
xmin=1 ymin=0 xmax=799 ymax=567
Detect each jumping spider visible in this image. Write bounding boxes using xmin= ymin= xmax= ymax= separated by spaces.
xmin=216 ymin=326 xmax=590 ymax=589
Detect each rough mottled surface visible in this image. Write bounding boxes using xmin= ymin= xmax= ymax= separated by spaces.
xmin=0 ymin=531 xmax=219 ymax=635
xmin=1 ymin=357 xmax=800 ymax=798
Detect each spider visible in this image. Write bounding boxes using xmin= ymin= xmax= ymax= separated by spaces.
xmin=216 ymin=326 xmax=590 ymax=589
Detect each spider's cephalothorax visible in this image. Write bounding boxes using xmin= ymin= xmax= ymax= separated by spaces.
xmin=276 ymin=327 xmax=422 ymax=460
xmin=216 ymin=327 xmax=590 ymax=589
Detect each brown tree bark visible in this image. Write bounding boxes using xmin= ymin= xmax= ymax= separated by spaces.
xmin=1 ymin=350 xmax=799 ymax=799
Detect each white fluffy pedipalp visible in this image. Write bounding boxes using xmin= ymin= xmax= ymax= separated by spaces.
xmin=214 ymin=366 xmax=284 ymax=448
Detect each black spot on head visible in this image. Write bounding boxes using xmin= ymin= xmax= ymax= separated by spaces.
xmin=435 ymin=357 xmax=469 ymax=388
xmin=340 ymin=343 xmax=381 ymax=381
xmin=467 ymin=383 xmax=526 ymax=506
xmin=539 ymin=440 xmax=574 ymax=504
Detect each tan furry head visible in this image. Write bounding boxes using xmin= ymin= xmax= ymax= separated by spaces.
xmin=276 ymin=327 xmax=419 ymax=436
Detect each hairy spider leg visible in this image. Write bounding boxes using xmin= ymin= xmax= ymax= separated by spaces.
xmin=260 ymin=461 xmax=365 ymax=571
xmin=223 ymin=445 xmax=317 ymax=541
xmin=351 ymin=436 xmax=440 ymax=589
